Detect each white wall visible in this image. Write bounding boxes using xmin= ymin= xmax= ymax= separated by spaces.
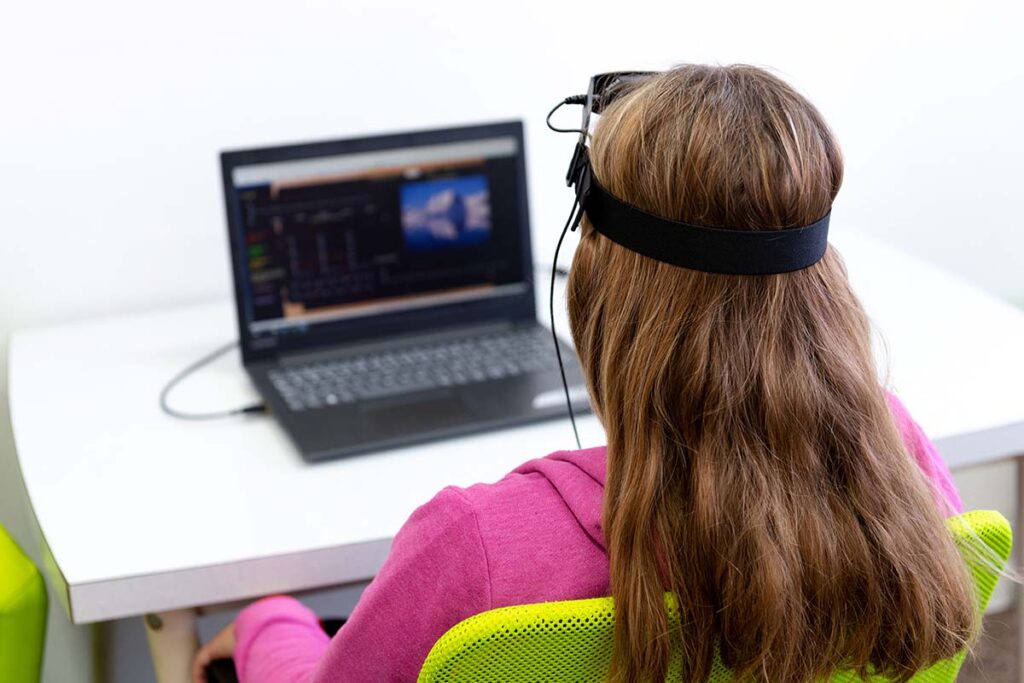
xmin=1 ymin=1 xmax=1021 ymax=680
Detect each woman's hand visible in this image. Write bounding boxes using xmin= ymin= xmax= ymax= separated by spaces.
xmin=191 ymin=621 xmax=236 ymax=683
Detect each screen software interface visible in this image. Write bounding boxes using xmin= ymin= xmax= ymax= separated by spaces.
xmin=229 ymin=135 xmax=528 ymax=348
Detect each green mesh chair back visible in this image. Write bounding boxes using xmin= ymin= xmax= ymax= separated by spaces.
xmin=418 ymin=510 xmax=1011 ymax=683
xmin=0 ymin=523 xmax=47 ymax=683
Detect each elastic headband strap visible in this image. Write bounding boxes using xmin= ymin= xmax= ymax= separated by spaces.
xmin=582 ymin=175 xmax=831 ymax=275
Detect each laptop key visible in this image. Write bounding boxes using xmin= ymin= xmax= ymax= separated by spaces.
xmin=357 ymin=376 xmax=437 ymax=400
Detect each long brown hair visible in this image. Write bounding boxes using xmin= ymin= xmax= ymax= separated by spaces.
xmin=566 ymin=65 xmax=976 ymax=682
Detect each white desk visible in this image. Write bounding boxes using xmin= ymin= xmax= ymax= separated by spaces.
xmin=10 ymin=230 xmax=1024 ymax=682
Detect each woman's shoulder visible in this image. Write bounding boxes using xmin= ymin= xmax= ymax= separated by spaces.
xmin=884 ymin=389 xmax=964 ymax=514
xmin=448 ymin=446 xmax=607 ymax=514
xmin=884 ymin=389 xmax=936 ymax=459
xmin=413 ymin=446 xmax=610 ymax=604
xmin=425 ymin=446 xmax=608 ymax=558
xmin=404 ymin=445 xmax=609 ymax=557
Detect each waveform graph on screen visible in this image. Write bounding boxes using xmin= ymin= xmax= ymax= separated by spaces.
xmin=400 ymin=175 xmax=492 ymax=251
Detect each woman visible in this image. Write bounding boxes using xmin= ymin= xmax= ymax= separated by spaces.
xmin=194 ymin=64 xmax=974 ymax=683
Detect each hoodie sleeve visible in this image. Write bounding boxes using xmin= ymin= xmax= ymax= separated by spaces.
xmin=886 ymin=391 xmax=964 ymax=515
xmin=233 ymin=486 xmax=492 ymax=683
xmin=234 ymin=596 xmax=329 ymax=683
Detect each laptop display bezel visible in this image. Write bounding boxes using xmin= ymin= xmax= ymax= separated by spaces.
xmin=220 ymin=120 xmax=536 ymax=365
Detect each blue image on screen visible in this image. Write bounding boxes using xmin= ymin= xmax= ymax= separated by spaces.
xmin=400 ymin=175 xmax=492 ymax=251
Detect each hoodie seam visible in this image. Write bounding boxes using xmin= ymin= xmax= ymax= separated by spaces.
xmin=449 ymin=487 xmax=494 ymax=611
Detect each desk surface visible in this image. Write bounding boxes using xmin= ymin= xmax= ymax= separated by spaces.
xmin=10 ymin=230 xmax=1024 ymax=624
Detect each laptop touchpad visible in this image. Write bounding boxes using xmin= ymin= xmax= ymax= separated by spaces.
xmin=361 ymin=391 xmax=471 ymax=434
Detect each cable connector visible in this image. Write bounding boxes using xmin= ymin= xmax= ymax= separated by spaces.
xmin=546 ymin=95 xmax=589 ymax=135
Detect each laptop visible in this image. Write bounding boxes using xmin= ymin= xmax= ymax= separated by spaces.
xmin=220 ymin=121 xmax=589 ymax=461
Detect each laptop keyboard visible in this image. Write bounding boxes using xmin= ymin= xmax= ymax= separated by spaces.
xmin=268 ymin=326 xmax=561 ymax=412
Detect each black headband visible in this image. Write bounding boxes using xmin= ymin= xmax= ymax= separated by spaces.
xmin=584 ymin=173 xmax=830 ymax=275
xmin=567 ymin=144 xmax=830 ymax=275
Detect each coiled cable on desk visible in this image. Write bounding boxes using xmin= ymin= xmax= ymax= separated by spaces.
xmin=159 ymin=341 xmax=266 ymax=420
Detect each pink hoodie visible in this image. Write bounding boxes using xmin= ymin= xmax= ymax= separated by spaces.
xmin=232 ymin=393 xmax=963 ymax=682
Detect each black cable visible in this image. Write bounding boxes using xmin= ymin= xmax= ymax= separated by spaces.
xmin=535 ymin=263 xmax=569 ymax=278
xmin=545 ymin=93 xmax=588 ymax=448
xmin=549 ymin=196 xmax=583 ymax=450
xmin=159 ymin=341 xmax=267 ymax=420
xmin=546 ymin=96 xmax=588 ymax=135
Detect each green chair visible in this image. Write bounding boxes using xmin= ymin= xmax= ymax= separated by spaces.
xmin=419 ymin=510 xmax=1012 ymax=683
xmin=0 ymin=524 xmax=47 ymax=683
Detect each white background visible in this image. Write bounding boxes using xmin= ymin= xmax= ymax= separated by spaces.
xmin=1 ymin=1 xmax=1021 ymax=680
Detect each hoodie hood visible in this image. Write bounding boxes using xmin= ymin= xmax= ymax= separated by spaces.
xmin=512 ymin=446 xmax=608 ymax=551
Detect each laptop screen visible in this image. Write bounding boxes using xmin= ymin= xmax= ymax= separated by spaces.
xmin=222 ymin=123 xmax=534 ymax=360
